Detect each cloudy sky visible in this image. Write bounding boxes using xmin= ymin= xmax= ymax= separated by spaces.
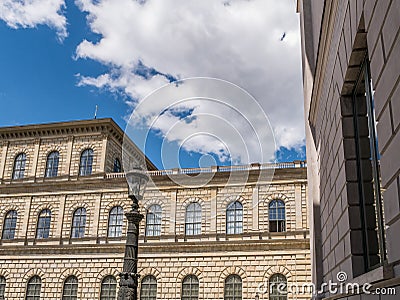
xmin=0 ymin=0 xmax=305 ymax=169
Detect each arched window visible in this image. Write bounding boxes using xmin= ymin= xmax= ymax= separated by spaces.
xmin=71 ymin=208 xmax=86 ymax=238
xmin=0 ymin=276 xmax=6 ymax=299
xmin=269 ymin=200 xmax=286 ymax=232
xmin=13 ymin=153 xmax=26 ymax=179
xmin=181 ymin=275 xmax=199 ymax=300
xmin=226 ymin=201 xmax=243 ymax=234
xmin=100 ymin=275 xmax=117 ymax=300
xmin=62 ymin=276 xmax=78 ymax=300
xmin=36 ymin=209 xmax=51 ymax=239
xmin=25 ymin=276 xmax=41 ymax=300
xmin=2 ymin=210 xmax=17 ymax=240
xmin=79 ymin=149 xmax=94 ymax=176
xmin=146 ymin=205 xmax=162 ymax=237
xmin=45 ymin=151 xmax=59 ymax=177
xmin=108 ymin=206 xmax=124 ymax=238
xmin=269 ymin=274 xmax=287 ymax=300
xmin=140 ymin=275 xmax=157 ymax=300
xmin=185 ymin=203 xmax=201 ymax=236
xmin=113 ymin=158 xmax=122 ymax=173
xmin=224 ymin=274 xmax=242 ymax=300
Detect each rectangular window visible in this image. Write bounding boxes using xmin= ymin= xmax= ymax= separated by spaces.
xmin=352 ymin=55 xmax=386 ymax=272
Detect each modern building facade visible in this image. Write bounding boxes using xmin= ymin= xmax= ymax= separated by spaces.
xmin=298 ymin=0 xmax=400 ymax=299
xmin=0 ymin=119 xmax=311 ymax=299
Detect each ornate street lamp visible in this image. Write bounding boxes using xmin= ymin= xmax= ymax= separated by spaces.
xmin=118 ymin=167 xmax=149 ymax=300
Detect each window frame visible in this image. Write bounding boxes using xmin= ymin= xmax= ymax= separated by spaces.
xmin=2 ymin=210 xmax=18 ymax=240
xmin=145 ymin=205 xmax=162 ymax=237
xmin=71 ymin=207 xmax=87 ymax=238
xmin=140 ymin=275 xmax=157 ymax=300
xmin=108 ymin=206 xmax=124 ymax=238
xmin=79 ymin=149 xmax=94 ymax=176
xmin=0 ymin=276 xmax=6 ymax=299
xmin=100 ymin=275 xmax=117 ymax=300
xmin=269 ymin=273 xmax=287 ymax=300
xmin=224 ymin=274 xmax=242 ymax=300
xmin=13 ymin=153 xmax=26 ymax=180
xmin=36 ymin=209 xmax=51 ymax=239
xmin=226 ymin=201 xmax=243 ymax=235
xmin=185 ymin=202 xmax=202 ymax=236
xmin=181 ymin=275 xmax=199 ymax=300
xmin=269 ymin=199 xmax=286 ymax=233
xmin=62 ymin=275 xmax=78 ymax=300
xmin=25 ymin=276 xmax=41 ymax=300
xmin=113 ymin=158 xmax=122 ymax=173
xmin=45 ymin=151 xmax=59 ymax=178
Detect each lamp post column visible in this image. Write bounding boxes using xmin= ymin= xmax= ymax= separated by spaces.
xmin=118 ymin=197 xmax=144 ymax=300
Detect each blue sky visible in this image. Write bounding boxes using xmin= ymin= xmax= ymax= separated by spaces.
xmin=0 ymin=0 xmax=306 ymax=169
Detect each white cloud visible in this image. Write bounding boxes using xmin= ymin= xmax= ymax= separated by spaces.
xmin=75 ymin=0 xmax=304 ymax=163
xmin=0 ymin=0 xmax=67 ymax=40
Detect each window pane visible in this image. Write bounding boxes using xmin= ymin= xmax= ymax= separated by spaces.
xmin=0 ymin=276 xmax=6 ymax=299
xmin=79 ymin=149 xmax=94 ymax=176
xmin=36 ymin=209 xmax=51 ymax=239
xmin=45 ymin=151 xmax=59 ymax=177
xmin=71 ymin=208 xmax=86 ymax=238
xmin=62 ymin=276 xmax=78 ymax=300
xmin=224 ymin=275 xmax=242 ymax=300
xmin=13 ymin=153 xmax=26 ymax=179
xmin=108 ymin=206 xmax=124 ymax=238
xmin=140 ymin=275 xmax=157 ymax=300
xmin=182 ymin=275 xmax=199 ymax=300
xmin=100 ymin=276 xmax=117 ymax=300
xmin=146 ymin=205 xmax=162 ymax=237
xmin=26 ymin=276 xmax=41 ymax=300
xmin=185 ymin=203 xmax=201 ymax=236
xmin=226 ymin=201 xmax=243 ymax=234
xmin=269 ymin=274 xmax=287 ymax=300
xmin=113 ymin=158 xmax=121 ymax=173
xmin=269 ymin=200 xmax=285 ymax=232
xmin=2 ymin=210 xmax=17 ymax=240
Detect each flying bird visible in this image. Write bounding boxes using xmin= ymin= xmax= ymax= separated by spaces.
xmin=280 ymin=32 xmax=286 ymax=41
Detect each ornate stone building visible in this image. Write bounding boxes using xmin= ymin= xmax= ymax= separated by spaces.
xmin=0 ymin=118 xmax=310 ymax=299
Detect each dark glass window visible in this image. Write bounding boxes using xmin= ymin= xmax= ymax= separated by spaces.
xmin=13 ymin=153 xmax=26 ymax=179
xmin=113 ymin=158 xmax=122 ymax=173
xmin=62 ymin=276 xmax=78 ymax=300
xmin=45 ymin=151 xmax=59 ymax=177
xmin=181 ymin=275 xmax=199 ymax=300
xmin=108 ymin=206 xmax=124 ymax=238
xmin=140 ymin=275 xmax=157 ymax=300
xmin=146 ymin=205 xmax=162 ymax=237
xmin=25 ymin=276 xmax=41 ymax=300
xmin=71 ymin=208 xmax=86 ymax=238
xmin=79 ymin=149 xmax=94 ymax=176
xmin=269 ymin=274 xmax=287 ymax=300
xmin=226 ymin=201 xmax=243 ymax=234
xmin=36 ymin=209 xmax=51 ymax=239
xmin=224 ymin=275 xmax=242 ymax=300
xmin=0 ymin=276 xmax=5 ymax=299
xmin=100 ymin=276 xmax=117 ymax=300
xmin=185 ymin=203 xmax=201 ymax=236
xmin=269 ymin=200 xmax=286 ymax=232
xmin=2 ymin=210 xmax=17 ymax=240
xmin=351 ymin=56 xmax=386 ymax=272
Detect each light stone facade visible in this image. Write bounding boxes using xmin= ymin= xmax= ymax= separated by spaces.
xmin=0 ymin=119 xmax=311 ymax=299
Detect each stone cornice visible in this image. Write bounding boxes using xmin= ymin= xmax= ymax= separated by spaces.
xmin=0 ymin=236 xmax=310 ymax=256
xmin=0 ymin=167 xmax=307 ymax=195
